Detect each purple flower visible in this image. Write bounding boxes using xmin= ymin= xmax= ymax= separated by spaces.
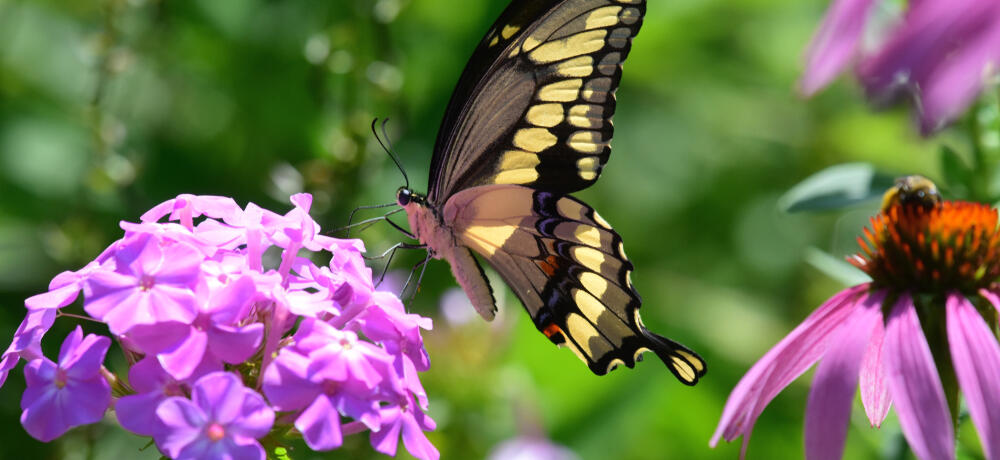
xmin=801 ymin=0 xmax=1000 ymax=133
xmin=371 ymin=392 xmax=439 ymax=460
xmin=116 ymin=357 xmax=192 ymax=437
xmin=9 ymin=193 xmax=437 ymax=459
xmin=487 ymin=436 xmax=580 ymax=460
xmin=85 ymin=233 xmax=201 ymax=334
xmin=712 ymin=197 xmax=1000 ymax=459
xmin=154 ymin=372 xmax=274 ymax=460
xmin=0 ymin=309 xmax=56 ymax=388
xmin=135 ymin=275 xmax=264 ymax=380
xmin=20 ymin=326 xmax=111 ymax=442
xmin=262 ymin=318 xmax=393 ymax=450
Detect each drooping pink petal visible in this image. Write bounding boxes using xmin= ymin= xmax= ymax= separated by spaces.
xmin=711 ymin=284 xmax=869 ymax=454
xmin=261 ymin=351 xmax=319 ymax=411
xmin=805 ymin=292 xmax=884 ymax=460
xmin=800 ymin=0 xmax=878 ymax=94
xmin=979 ymin=288 xmax=1000 ymax=319
xmin=919 ymin=17 xmax=1000 ymax=132
xmin=116 ymin=390 xmax=169 ymax=436
xmin=883 ymin=293 xmax=954 ymax=460
xmin=946 ymin=293 xmax=1000 ymax=460
xmin=857 ymin=0 xmax=1000 ymax=133
xmin=0 ymin=309 xmax=56 ymax=387
xmin=859 ymin=310 xmax=891 ymax=427
xmin=296 ymin=395 xmax=344 ymax=451
xmin=401 ymin=409 xmax=440 ymax=460
xmin=24 ymin=282 xmax=82 ymax=310
xmin=207 ymin=323 xmax=264 ymax=364
xmin=157 ymin=329 xmax=208 ymax=380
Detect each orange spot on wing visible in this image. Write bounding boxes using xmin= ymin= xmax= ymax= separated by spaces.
xmin=536 ymin=255 xmax=560 ymax=276
xmin=543 ymin=322 xmax=562 ymax=338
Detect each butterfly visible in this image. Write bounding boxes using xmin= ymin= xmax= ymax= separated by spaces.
xmin=393 ymin=0 xmax=706 ymax=384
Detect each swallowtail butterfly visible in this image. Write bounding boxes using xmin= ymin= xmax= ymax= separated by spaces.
xmin=394 ymin=0 xmax=705 ymax=383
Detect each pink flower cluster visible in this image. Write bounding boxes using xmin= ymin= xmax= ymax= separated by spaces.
xmin=1 ymin=193 xmax=437 ymax=460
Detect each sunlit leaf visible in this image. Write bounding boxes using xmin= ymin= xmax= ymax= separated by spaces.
xmin=939 ymin=145 xmax=972 ymax=199
xmin=804 ymin=247 xmax=870 ymax=286
xmin=778 ymin=163 xmax=895 ymax=213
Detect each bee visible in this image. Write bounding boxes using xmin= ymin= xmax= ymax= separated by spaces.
xmin=880 ymin=175 xmax=942 ymax=213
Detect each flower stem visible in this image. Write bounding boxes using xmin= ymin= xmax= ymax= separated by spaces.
xmin=916 ymin=294 xmax=961 ymax=428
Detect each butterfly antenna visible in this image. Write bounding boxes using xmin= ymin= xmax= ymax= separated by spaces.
xmin=371 ymin=117 xmax=409 ymax=189
xmin=332 ymin=207 xmax=403 ymax=236
xmin=341 ymin=201 xmax=397 ymax=237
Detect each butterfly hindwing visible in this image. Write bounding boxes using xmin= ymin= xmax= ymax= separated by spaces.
xmin=444 ymin=185 xmax=705 ymax=381
xmin=429 ymin=0 xmax=646 ymax=201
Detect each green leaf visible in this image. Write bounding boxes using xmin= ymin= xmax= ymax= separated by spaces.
xmin=939 ymin=144 xmax=972 ymax=198
xmin=778 ymin=163 xmax=895 ymax=213
xmin=804 ymin=247 xmax=871 ymax=286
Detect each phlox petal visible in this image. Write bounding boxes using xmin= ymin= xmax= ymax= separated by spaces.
xmin=296 ymin=395 xmax=344 ymax=451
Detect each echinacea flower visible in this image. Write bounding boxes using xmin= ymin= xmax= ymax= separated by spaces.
xmin=801 ymin=0 xmax=1000 ymax=133
xmin=712 ymin=180 xmax=1000 ymax=459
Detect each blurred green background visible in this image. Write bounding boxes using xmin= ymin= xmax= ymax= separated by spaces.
xmin=0 ymin=0 xmax=959 ymax=459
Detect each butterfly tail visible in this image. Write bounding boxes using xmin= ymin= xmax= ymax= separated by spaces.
xmin=643 ymin=331 xmax=706 ymax=386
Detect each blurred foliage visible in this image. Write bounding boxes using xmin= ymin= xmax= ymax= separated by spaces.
xmin=0 ymin=0 xmax=982 ymax=459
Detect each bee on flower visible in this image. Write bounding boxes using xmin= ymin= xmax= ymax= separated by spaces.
xmin=713 ymin=176 xmax=1000 ymax=460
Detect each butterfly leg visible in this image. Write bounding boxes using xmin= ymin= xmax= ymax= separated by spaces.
xmin=384 ymin=216 xmax=417 ymax=240
xmin=400 ymin=252 xmax=433 ymax=302
xmin=368 ymin=242 xmax=427 ymax=288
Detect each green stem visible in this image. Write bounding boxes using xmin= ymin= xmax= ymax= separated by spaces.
xmin=915 ymin=295 xmax=961 ymax=429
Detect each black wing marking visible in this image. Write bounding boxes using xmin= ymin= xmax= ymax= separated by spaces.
xmin=448 ymin=185 xmax=705 ymax=382
xmin=428 ymin=0 xmax=646 ymax=203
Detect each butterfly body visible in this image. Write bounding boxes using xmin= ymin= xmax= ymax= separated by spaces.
xmin=394 ymin=0 xmax=706 ymax=383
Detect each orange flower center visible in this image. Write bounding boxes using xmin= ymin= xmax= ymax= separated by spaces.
xmin=850 ymin=200 xmax=1000 ymax=293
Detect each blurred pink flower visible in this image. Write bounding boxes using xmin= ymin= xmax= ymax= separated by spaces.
xmin=487 ymin=436 xmax=580 ymax=460
xmin=712 ymin=199 xmax=1000 ymax=459
xmin=801 ymin=0 xmax=1000 ymax=133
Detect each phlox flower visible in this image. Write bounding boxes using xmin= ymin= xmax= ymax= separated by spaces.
xmin=4 ymin=193 xmax=438 ymax=460
xmin=20 ymin=326 xmax=111 ymax=442
xmin=154 ymin=372 xmax=274 ymax=460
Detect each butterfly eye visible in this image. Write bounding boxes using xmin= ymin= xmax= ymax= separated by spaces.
xmin=397 ymin=187 xmax=412 ymax=206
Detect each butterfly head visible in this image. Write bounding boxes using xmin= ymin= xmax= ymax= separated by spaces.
xmin=396 ymin=187 xmax=425 ymax=207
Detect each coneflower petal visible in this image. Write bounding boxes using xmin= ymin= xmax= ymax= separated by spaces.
xmin=805 ymin=292 xmax=883 ymax=460
xmin=711 ymin=284 xmax=869 ymax=455
xmin=884 ymin=293 xmax=955 ymax=460
xmin=946 ymin=293 xmax=1000 ymax=460
xmin=859 ymin=312 xmax=891 ymax=427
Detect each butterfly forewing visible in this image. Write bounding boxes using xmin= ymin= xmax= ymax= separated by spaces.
xmin=443 ymin=185 xmax=705 ymax=381
xmin=428 ymin=0 xmax=646 ymax=202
